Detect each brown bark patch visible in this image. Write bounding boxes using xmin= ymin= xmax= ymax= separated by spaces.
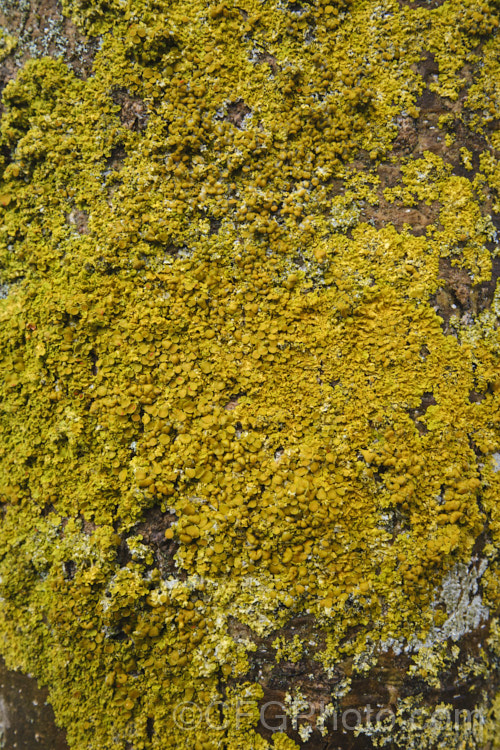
xmin=431 ymin=257 xmax=500 ymax=331
xmin=225 ymin=100 xmax=252 ymax=128
xmin=66 ymin=208 xmax=89 ymax=234
xmin=228 ymin=613 xmax=496 ymax=749
xmin=253 ymin=51 xmax=279 ymax=75
xmin=0 ymin=0 xmax=98 ymax=87
xmin=118 ymin=507 xmax=181 ymax=579
xmin=112 ymin=88 xmax=149 ymax=131
xmin=0 ymin=658 xmax=69 ymax=750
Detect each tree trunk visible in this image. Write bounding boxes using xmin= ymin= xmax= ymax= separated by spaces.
xmin=0 ymin=1 xmax=500 ymax=749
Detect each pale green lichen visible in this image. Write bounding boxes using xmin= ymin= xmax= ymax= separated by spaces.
xmin=0 ymin=27 xmax=16 ymax=61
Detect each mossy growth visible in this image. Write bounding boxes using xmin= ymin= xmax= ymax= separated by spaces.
xmin=0 ymin=0 xmax=499 ymax=748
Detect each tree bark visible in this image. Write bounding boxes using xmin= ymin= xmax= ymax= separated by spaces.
xmin=0 ymin=1 xmax=500 ymax=749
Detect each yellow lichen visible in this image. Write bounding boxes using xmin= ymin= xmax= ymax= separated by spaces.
xmin=0 ymin=0 xmax=499 ymax=748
